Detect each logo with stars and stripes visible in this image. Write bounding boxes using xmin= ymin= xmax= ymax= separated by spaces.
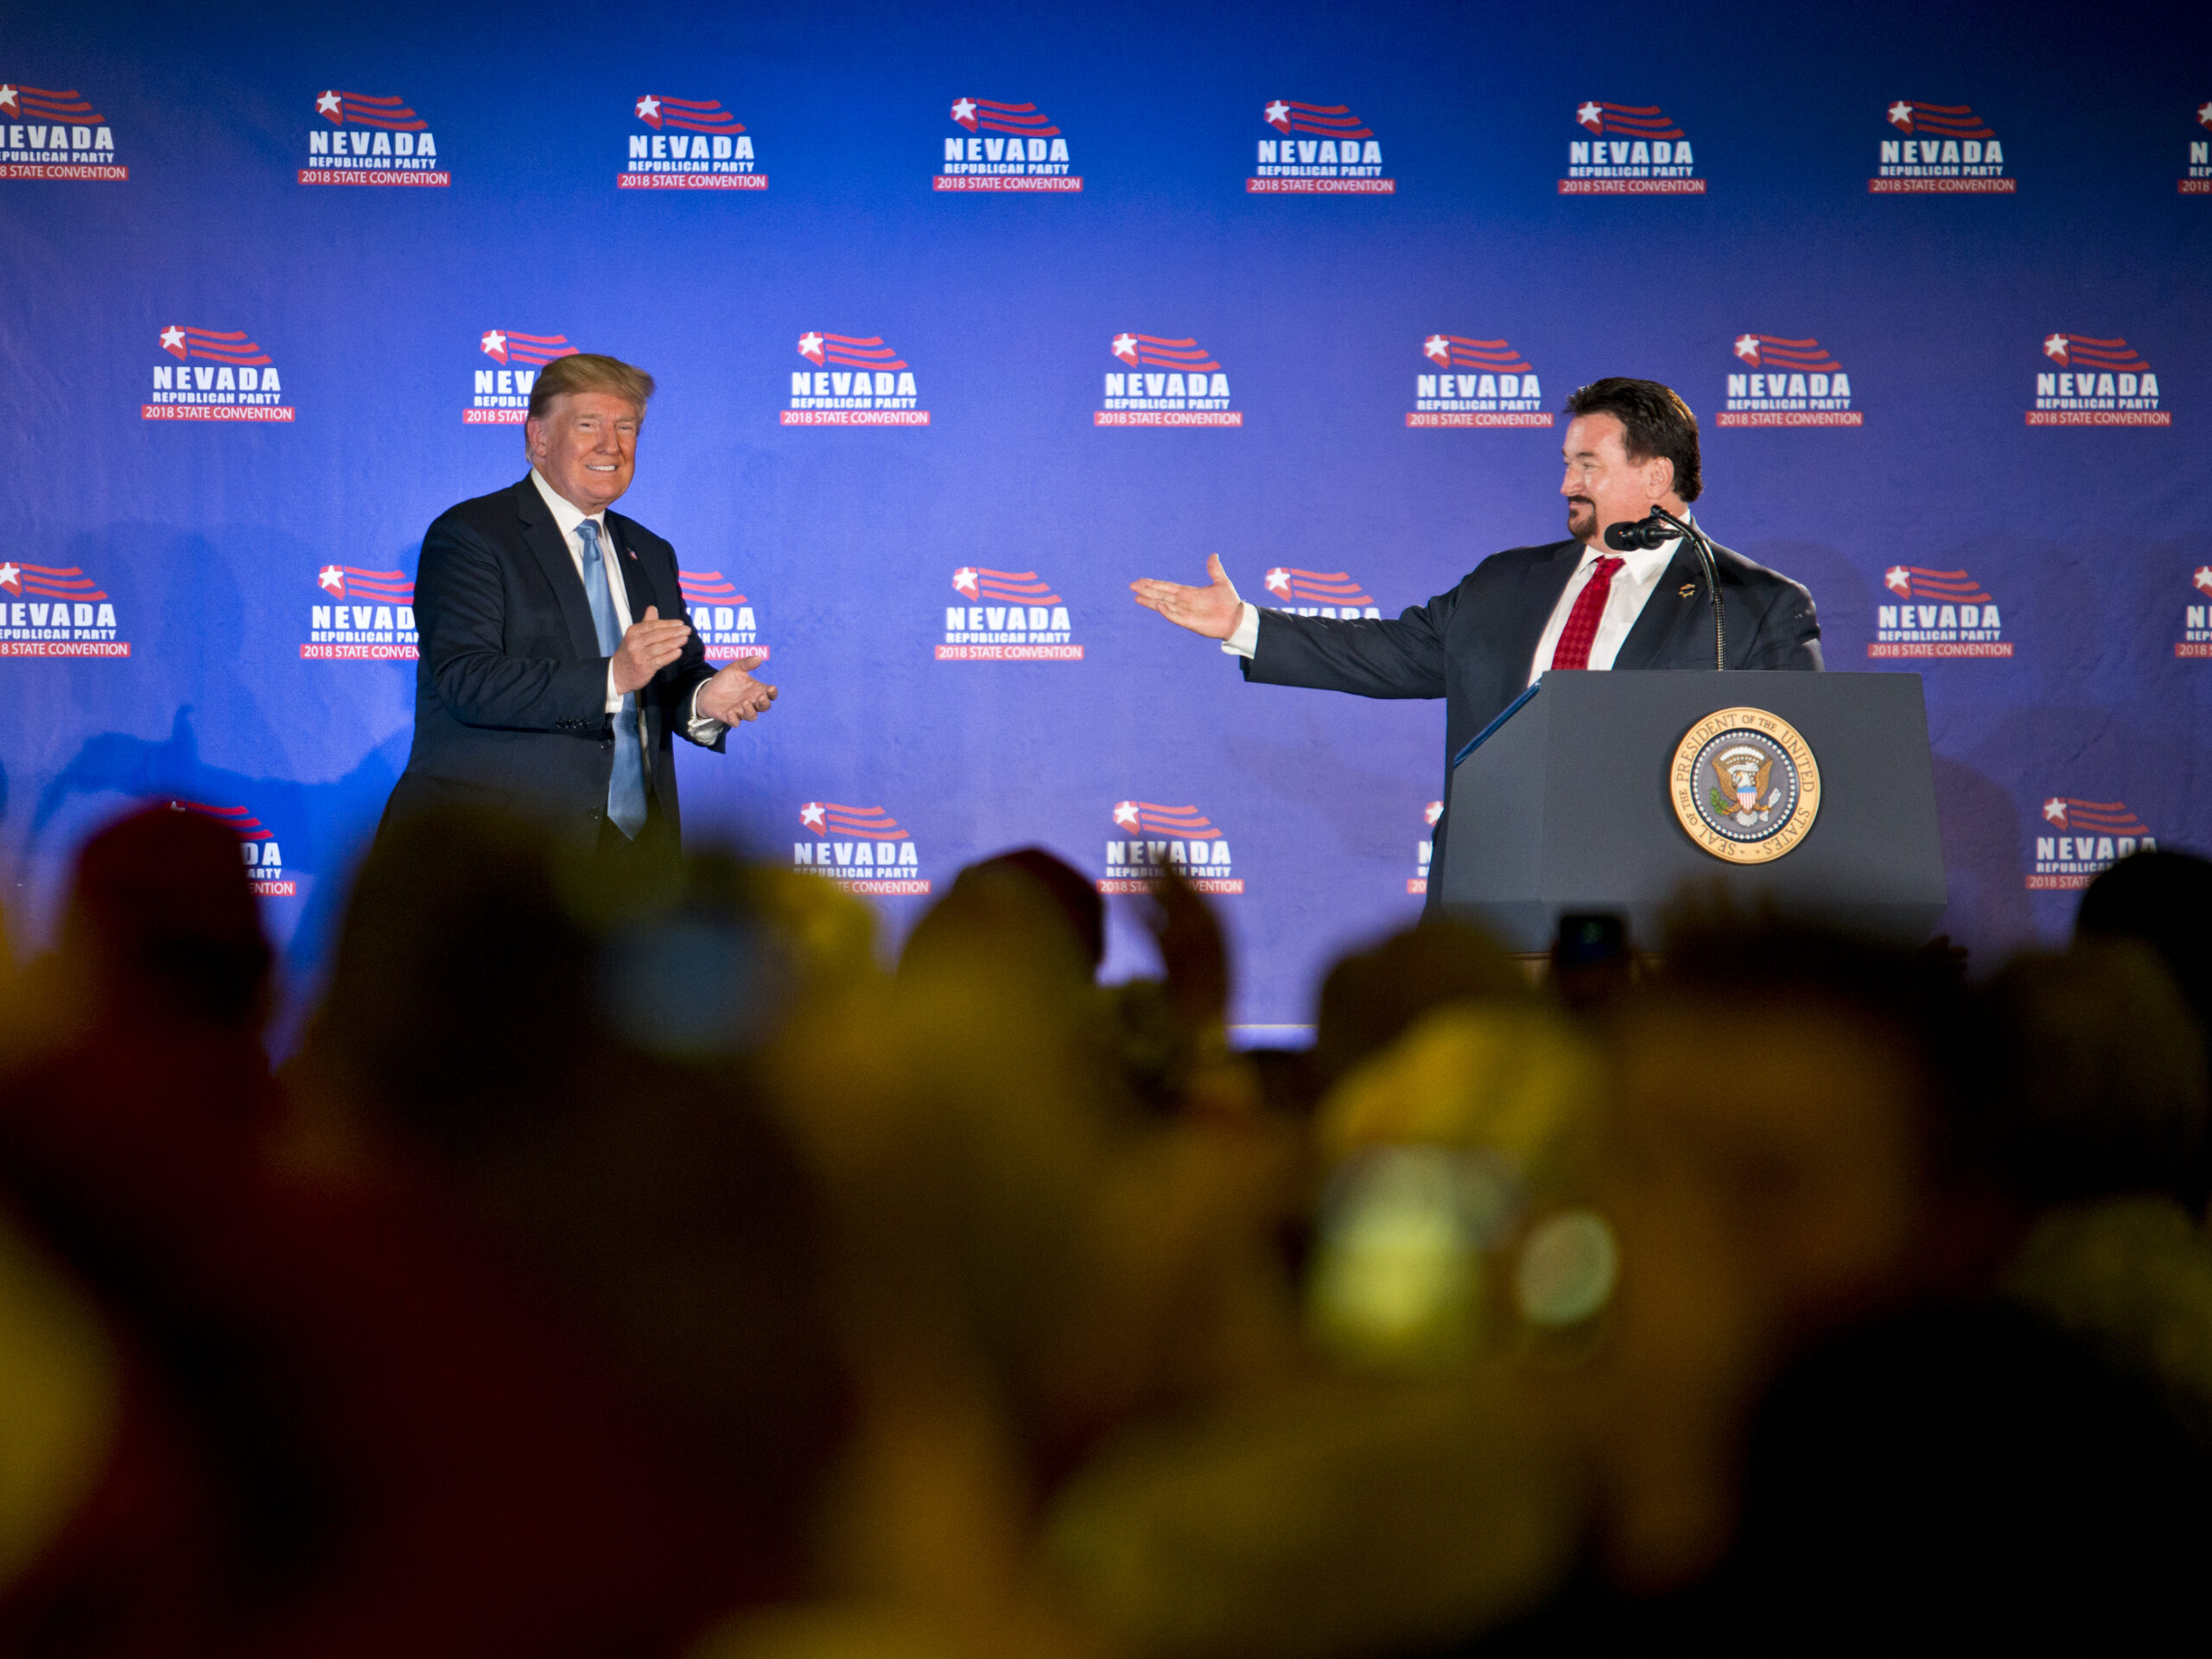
xmin=938 ymin=97 xmax=1077 ymax=193
xmin=1872 ymin=99 xmax=2010 ymax=194
xmin=2030 ymin=797 xmax=2154 ymax=891
xmin=302 ymin=89 xmax=448 ymax=187
xmin=2030 ymin=332 xmax=2167 ymax=428
xmin=467 ymin=328 xmax=578 ymax=425
xmin=1249 ymin=99 xmax=1392 ymax=194
xmin=1409 ymin=335 xmax=1552 ymax=429
xmin=1719 ymin=334 xmax=1862 ymax=429
xmin=0 ymin=81 xmax=124 ymax=179
xmin=305 ymin=563 xmax=417 ymax=662
xmin=147 ymin=325 xmax=293 ymax=423
xmin=623 ymin=93 xmax=764 ymax=191
xmin=940 ymin=568 xmax=1079 ymax=662
xmin=1870 ymin=564 xmax=2010 ymax=659
xmin=792 ymin=803 xmax=929 ymax=897
xmin=1562 ymin=99 xmax=1702 ymax=195
xmin=0 ymin=559 xmax=128 ymax=658
xmin=1099 ymin=334 xmax=1240 ymax=428
xmin=1103 ymin=800 xmax=1243 ymax=896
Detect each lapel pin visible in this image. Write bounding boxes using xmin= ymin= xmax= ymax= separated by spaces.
xmin=1678 ymin=582 xmax=1696 ymax=597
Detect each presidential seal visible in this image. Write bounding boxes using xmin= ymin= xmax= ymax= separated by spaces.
xmin=1669 ymin=707 xmax=1821 ymax=863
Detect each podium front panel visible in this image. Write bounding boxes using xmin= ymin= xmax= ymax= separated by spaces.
xmin=1440 ymin=671 xmax=1947 ymax=950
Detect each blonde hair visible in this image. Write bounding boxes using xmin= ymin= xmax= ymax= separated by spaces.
xmin=526 ymin=353 xmax=656 ymax=422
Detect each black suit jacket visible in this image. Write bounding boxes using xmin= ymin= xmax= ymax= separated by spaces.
xmin=1243 ymin=534 xmax=1822 ymax=912
xmin=385 ymin=476 xmax=722 ymax=842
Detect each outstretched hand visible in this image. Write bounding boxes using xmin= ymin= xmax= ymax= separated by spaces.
xmin=1130 ymin=555 xmax=1243 ymax=640
xmin=696 ymin=652 xmax=778 ymax=724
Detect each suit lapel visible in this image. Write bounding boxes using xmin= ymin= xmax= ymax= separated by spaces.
xmin=1502 ymin=541 xmax=1583 ymax=698
xmin=514 ymin=478 xmax=603 ymax=662
xmin=1612 ymin=542 xmax=1705 ymax=670
xmin=606 ymin=515 xmax=664 ymax=623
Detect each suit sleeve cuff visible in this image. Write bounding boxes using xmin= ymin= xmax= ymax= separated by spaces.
xmin=684 ymin=679 xmax=727 ymax=742
xmin=1220 ymin=601 xmax=1261 ymax=659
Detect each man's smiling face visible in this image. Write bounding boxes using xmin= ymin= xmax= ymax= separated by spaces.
xmin=526 ymin=391 xmax=640 ymax=513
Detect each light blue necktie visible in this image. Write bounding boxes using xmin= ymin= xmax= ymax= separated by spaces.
xmin=575 ymin=520 xmax=647 ymax=839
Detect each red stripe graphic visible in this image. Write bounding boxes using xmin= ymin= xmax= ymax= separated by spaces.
xmin=2047 ymin=798 xmax=2150 ymax=836
xmin=679 ymin=570 xmax=744 ymax=602
xmin=1262 ymin=567 xmax=1373 ymax=605
xmin=635 ymin=95 xmax=742 ymax=133
xmin=1111 ymin=801 xmax=1222 ymax=839
xmin=480 ymin=329 xmax=577 ymax=366
xmin=1733 ymin=334 xmax=1844 ymax=372
xmin=315 ymin=91 xmax=428 ymax=130
xmin=1110 ymin=334 xmax=1221 ymax=372
xmin=1888 ymin=100 xmax=1993 ymax=138
xmin=171 ymin=800 xmax=274 ymax=841
xmin=952 ymin=567 xmax=1061 ymax=604
xmin=1422 ymin=335 xmax=1532 ymax=372
xmin=950 ymin=98 xmax=1059 ymax=136
xmin=0 ymin=85 xmax=105 ymax=123
xmin=798 ymin=332 xmax=907 ymax=371
xmin=801 ymin=803 xmax=907 ymax=840
xmin=0 ymin=562 xmax=106 ymax=601
xmin=315 ymin=564 xmax=412 ymax=601
xmin=1263 ymin=101 xmax=1372 ymax=138
xmin=2044 ymin=333 xmax=2150 ymax=372
xmin=1883 ymin=566 xmax=1993 ymax=603
xmin=158 ymin=327 xmax=270 ymax=365
xmin=1576 ymin=101 xmax=1683 ymax=138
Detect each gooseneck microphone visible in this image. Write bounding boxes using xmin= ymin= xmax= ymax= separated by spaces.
xmin=1604 ymin=507 xmax=1726 ymax=670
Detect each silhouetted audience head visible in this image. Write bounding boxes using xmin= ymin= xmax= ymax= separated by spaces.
xmin=971 ymin=846 xmax=1106 ymax=970
xmin=1312 ymin=920 xmax=1527 ymax=1090
xmin=1967 ymin=942 xmax=2209 ymax=1215
xmin=2079 ymin=846 xmax=2212 ymax=1045
xmin=63 ymin=802 xmax=271 ymax=1030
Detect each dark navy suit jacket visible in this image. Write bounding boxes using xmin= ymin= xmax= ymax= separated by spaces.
xmin=1242 ymin=534 xmax=1822 ymax=912
xmin=384 ymin=476 xmax=722 ymax=842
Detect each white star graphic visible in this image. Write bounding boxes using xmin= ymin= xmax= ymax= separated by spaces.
xmin=1885 ymin=566 xmax=1911 ymax=594
xmin=953 ymin=567 xmax=979 ymax=597
xmin=1113 ymin=801 xmax=1140 ymax=830
xmin=800 ymin=803 xmax=827 ymax=830
xmin=2043 ymin=798 xmax=2069 ymax=825
xmin=1264 ymin=568 xmax=1291 ymax=596
xmin=950 ymin=97 xmax=977 ymax=126
xmin=0 ymin=86 xmax=17 ymax=111
xmin=480 ymin=329 xmax=507 ymax=361
xmin=1110 ymin=333 xmax=1138 ymax=364
xmin=798 ymin=332 xmax=824 ymax=363
xmin=2194 ymin=565 xmax=2212 ymax=594
xmin=318 ymin=565 xmax=345 ymax=594
xmin=1424 ymin=800 xmax=1444 ymax=827
xmin=1887 ymin=100 xmax=1914 ymax=130
xmin=635 ymin=94 xmax=660 ymax=122
xmin=316 ymin=90 xmax=341 ymax=118
xmin=1733 ymin=334 xmax=1761 ymax=363
xmin=0 ymin=563 xmax=19 ymax=591
xmin=1423 ymin=334 xmax=1450 ymax=363
xmin=1264 ymin=100 xmax=1291 ymax=130
xmin=159 ymin=325 xmax=187 ymax=355
xmin=1576 ymin=101 xmax=1602 ymax=131
xmin=2044 ymin=333 xmax=2069 ymax=362
xmin=2198 ymin=102 xmax=2211 ymax=130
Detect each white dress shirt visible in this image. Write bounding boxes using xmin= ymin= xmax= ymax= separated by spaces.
xmin=528 ymin=468 xmax=722 ymax=737
xmin=1221 ymin=527 xmax=1687 ymax=687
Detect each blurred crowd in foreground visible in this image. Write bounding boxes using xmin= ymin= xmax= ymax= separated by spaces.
xmin=1 ymin=804 xmax=2210 ymax=1656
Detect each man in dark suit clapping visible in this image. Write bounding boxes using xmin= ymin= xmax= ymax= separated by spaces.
xmin=384 ymin=354 xmax=774 ymax=865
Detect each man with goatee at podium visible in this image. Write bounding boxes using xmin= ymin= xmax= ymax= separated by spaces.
xmin=1131 ymin=377 xmax=1821 ymax=912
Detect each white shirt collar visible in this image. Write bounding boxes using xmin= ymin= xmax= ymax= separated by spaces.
xmin=529 ymin=467 xmax=607 ymax=543
xmin=1577 ymin=514 xmax=1694 ymax=587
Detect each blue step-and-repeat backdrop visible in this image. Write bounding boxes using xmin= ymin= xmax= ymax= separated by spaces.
xmin=2 ymin=0 xmax=2206 ymax=1033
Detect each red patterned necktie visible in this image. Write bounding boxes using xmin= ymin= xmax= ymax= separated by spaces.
xmin=1549 ymin=554 xmax=1625 ymax=671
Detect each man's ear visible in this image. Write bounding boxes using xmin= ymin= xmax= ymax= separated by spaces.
xmin=1647 ymin=454 xmax=1676 ymax=502
xmin=522 ymin=416 xmax=542 ymax=461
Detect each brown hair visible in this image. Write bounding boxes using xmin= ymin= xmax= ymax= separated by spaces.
xmin=526 ymin=353 xmax=657 ymax=422
xmin=1562 ymin=377 xmax=1701 ymax=503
